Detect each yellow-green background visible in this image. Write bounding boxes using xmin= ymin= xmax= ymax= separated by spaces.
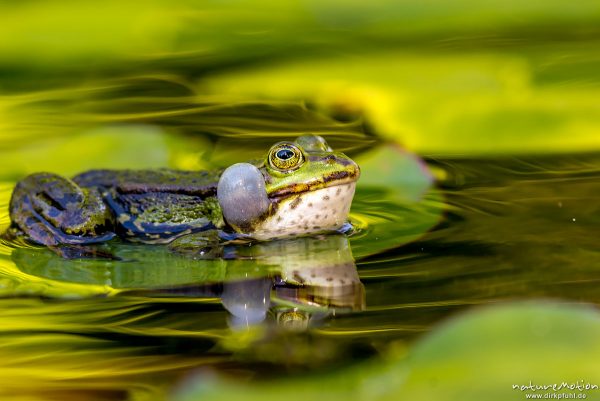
xmin=1 ymin=1 xmax=599 ymax=401
xmin=1 ymin=0 xmax=599 ymax=155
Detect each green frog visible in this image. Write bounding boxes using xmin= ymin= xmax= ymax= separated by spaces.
xmin=6 ymin=135 xmax=360 ymax=256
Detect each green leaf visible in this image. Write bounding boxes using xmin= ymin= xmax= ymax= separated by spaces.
xmin=173 ymin=302 xmax=600 ymax=401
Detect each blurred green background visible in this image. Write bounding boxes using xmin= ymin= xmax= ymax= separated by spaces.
xmin=1 ymin=1 xmax=600 ymax=401
xmin=1 ymin=0 xmax=599 ymax=155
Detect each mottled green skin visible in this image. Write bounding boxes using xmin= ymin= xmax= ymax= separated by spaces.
xmin=261 ymin=136 xmax=359 ymax=198
xmin=7 ymin=135 xmax=358 ymax=249
xmin=73 ymin=169 xmax=226 ymax=243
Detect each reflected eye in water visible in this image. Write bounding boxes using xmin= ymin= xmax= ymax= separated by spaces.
xmin=276 ymin=309 xmax=310 ymax=331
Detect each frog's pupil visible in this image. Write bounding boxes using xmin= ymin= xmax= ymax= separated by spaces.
xmin=276 ymin=149 xmax=294 ymax=160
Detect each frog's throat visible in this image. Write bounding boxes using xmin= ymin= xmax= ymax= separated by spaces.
xmin=217 ymin=163 xmax=271 ymax=232
xmin=251 ymin=181 xmax=357 ymax=240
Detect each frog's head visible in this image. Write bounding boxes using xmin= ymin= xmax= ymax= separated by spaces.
xmin=217 ymin=135 xmax=360 ymax=239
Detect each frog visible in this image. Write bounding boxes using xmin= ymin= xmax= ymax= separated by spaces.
xmin=6 ymin=135 xmax=360 ymax=258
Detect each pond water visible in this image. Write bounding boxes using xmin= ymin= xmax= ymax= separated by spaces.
xmin=0 ymin=78 xmax=598 ymax=400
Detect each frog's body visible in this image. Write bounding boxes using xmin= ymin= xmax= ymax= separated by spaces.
xmin=7 ymin=135 xmax=360 ymax=254
xmin=71 ymin=169 xmax=225 ymax=244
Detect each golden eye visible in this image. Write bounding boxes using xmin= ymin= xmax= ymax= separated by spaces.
xmin=268 ymin=143 xmax=304 ymax=171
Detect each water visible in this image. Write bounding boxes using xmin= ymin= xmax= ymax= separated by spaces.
xmin=0 ymin=87 xmax=598 ymax=400
xmin=1 ymin=0 xmax=599 ymax=398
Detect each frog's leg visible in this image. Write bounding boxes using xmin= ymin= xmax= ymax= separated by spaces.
xmin=168 ymin=230 xmax=255 ymax=259
xmin=9 ymin=173 xmax=116 ymax=247
xmin=50 ymin=244 xmax=121 ymax=260
xmin=167 ymin=230 xmax=224 ymax=259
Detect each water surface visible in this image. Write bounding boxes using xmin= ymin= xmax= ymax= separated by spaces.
xmin=0 ymin=94 xmax=598 ymax=399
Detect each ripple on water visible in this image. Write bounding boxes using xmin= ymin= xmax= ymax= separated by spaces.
xmin=7 ymin=88 xmax=600 ymax=397
xmin=0 ymin=141 xmax=445 ymax=297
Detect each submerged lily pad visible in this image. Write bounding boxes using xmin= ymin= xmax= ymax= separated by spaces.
xmin=0 ymin=125 xmax=174 ymax=181
xmin=350 ymin=144 xmax=443 ymax=259
xmin=173 ymin=302 xmax=600 ymax=401
xmin=6 ymin=234 xmax=359 ymax=298
xmin=389 ymin=302 xmax=600 ymax=401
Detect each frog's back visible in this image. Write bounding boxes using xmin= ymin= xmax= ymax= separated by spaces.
xmin=73 ymin=168 xmax=224 ymax=243
xmin=72 ymin=168 xmax=222 ymax=196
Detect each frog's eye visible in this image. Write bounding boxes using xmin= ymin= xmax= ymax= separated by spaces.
xmin=268 ymin=143 xmax=304 ymax=172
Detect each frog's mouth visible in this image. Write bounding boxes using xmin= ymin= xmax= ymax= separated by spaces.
xmin=266 ymin=166 xmax=360 ymax=200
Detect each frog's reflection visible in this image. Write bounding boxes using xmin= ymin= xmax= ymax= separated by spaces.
xmin=176 ymin=234 xmax=364 ymax=329
xmin=221 ymin=278 xmax=272 ymax=327
xmin=11 ymin=234 xmax=364 ymax=330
